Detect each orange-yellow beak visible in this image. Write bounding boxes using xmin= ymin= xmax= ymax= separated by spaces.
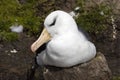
xmin=31 ymin=28 xmax=51 ymax=53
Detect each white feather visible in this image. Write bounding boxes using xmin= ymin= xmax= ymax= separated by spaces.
xmin=37 ymin=10 xmax=96 ymax=67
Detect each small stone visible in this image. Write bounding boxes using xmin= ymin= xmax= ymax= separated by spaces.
xmin=5 ymin=50 xmax=9 ymax=53
xmin=10 ymin=49 xmax=18 ymax=53
xmin=100 ymin=11 xmax=104 ymax=15
xmin=69 ymin=11 xmax=76 ymax=17
xmin=8 ymin=53 xmax=11 ymax=56
xmin=10 ymin=24 xmax=23 ymax=33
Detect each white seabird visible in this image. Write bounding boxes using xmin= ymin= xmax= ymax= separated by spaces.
xmin=31 ymin=10 xmax=96 ymax=67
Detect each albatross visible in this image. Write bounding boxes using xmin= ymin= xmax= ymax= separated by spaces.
xmin=31 ymin=10 xmax=96 ymax=67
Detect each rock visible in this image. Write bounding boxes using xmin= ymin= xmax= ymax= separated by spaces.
xmin=10 ymin=24 xmax=23 ymax=33
xmin=43 ymin=52 xmax=112 ymax=80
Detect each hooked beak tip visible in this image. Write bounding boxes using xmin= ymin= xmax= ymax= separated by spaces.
xmin=31 ymin=44 xmax=35 ymax=53
xmin=30 ymin=28 xmax=51 ymax=54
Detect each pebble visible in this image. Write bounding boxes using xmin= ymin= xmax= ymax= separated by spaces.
xmin=10 ymin=24 xmax=23 ymax=33
xmin=10 ymin=49 xmax=18 ymax=54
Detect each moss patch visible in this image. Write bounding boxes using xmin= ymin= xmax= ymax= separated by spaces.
xmin=0 ymin=31 xmax=18 ymax=42
xmin=76 ymin=0 xmax=112 ymax=34
xmin=0 ymin=0 xmax=47 ymax=42
xmin=112 ymin=76 xmax=120 ymax=80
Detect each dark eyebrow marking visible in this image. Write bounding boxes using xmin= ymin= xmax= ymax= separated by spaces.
xmin=49 ymin=18 xmax=56 ymax=26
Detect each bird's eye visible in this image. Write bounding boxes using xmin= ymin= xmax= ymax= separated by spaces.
xmin=49 ymin=18 xmax=56 ymax=26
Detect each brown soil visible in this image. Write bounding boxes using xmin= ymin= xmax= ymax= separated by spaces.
xmin=0 ymin=33 xmax=35 ymax=80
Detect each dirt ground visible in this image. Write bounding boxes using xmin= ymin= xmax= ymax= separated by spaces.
xmin=95 ymin=19 xmax=120 ymax=77
xmin=0 ymin=34 xmax=36 ymax=80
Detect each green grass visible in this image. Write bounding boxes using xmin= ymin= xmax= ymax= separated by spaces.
xmin=76 ymin=0 xmax=112 ymax=34
xmin=0 ymin=0 xmax=45 ymax=42
xmin=112 ymin=76 xmax=120 ymax=80
xmin=0 ymin=0 xmax=58 ymax=42
xmin=0 ymin=31 xmax=18 ymax=42
xmin=0 ymin=0 xmax=112 ymax=42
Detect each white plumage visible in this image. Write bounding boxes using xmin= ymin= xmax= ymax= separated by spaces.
xmin=31 ymin=10 xmax=96 ymax=67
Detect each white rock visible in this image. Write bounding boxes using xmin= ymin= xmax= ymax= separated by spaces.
xmin=100 ymin=11 xmax=104 ymax=15
xmin=69 ymin=6 xmax=80 ymax=18
xmin=74 ymin=7 xmax=80 ymax=11
xmin=8 ymin=53 xmax=11 ymax=56
xmin=10 ymin=25 xmax=23 ymax=33
xmin=10 ymin=49 xmax=18 ymax=53
xmin=69 ymin=11 xmax=76 ymax=17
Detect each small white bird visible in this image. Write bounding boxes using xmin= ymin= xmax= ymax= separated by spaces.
xmin=31 ymin=10 xmax=96 ymax=67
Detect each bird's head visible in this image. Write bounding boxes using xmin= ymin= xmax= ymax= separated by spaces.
xmin=44 ymin=10 xmax=78 ymax=36
xmin=31 ymin=10 xmax=78 ymax=53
